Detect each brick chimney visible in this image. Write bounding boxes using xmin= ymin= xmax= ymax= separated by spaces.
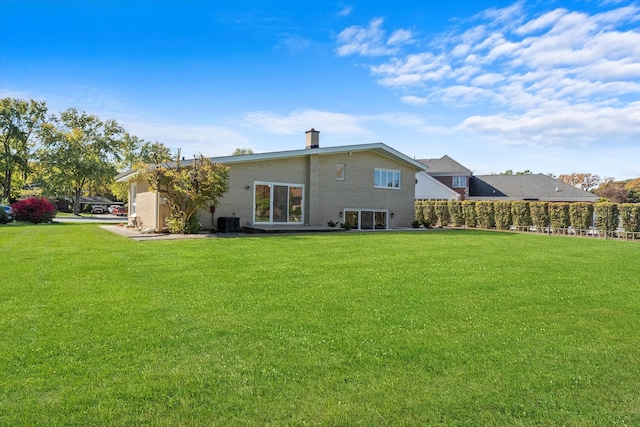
xmin=305 ymin=128 xmax=320 ymax=149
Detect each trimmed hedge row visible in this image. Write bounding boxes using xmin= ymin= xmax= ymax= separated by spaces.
xmin=414 ymin=200 xmax=640 ymax=232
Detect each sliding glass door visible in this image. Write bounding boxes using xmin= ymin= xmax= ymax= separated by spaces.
xmin=344 ymin=209 xmax=388 ymax=230
xmin=254 ymin=182 xmax=304 ymax=224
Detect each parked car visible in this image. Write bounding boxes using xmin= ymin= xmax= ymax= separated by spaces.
xmin=91 ymin=205 xmax=105 ymax=214
xmin=112 ymin=206 xmax=128 ymax=216
xmin=1 ymin=205 xmax=13 ymax=223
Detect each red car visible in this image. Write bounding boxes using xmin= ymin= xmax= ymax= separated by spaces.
xmin=112 ymin=206 xmax=128 ymax=216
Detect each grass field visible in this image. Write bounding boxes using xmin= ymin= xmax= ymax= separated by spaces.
xmin=1 ymin=223 xmax=639 ymax=426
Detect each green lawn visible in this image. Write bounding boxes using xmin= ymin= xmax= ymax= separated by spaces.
xmin=1 ymin=223 xmax=639 ymax=426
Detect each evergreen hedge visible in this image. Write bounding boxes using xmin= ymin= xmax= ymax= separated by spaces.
xmin=414 ymin=201 xmax=425 ymax=226
xmin=594 ymin=202 xmax=619 ymax=232
xmin=511 ymin=201 xmax=532 ymax=227
xmin=549 ymin=203 xmax=570 ymax=229
xmin=434 ymin=201 xmax=451 ymax=227
xmin=476 ymin=201 xmax=494 ymax=229
xmin=414 ymin=200 xmax=639 ymax=235
xmin=619 ymin=204 xmax=640 ymax=232
xmin=530 ymin=202 xmax=550 ymax=229
xmin=462 ymin=201 xmax=477 ymax=228
xmin=448 ymin=200 xmax=464 ymax=227
xmin=569 ymin=203 xmax=594 ymax=230
xmin=494 ymin=201 xmax=512 ymax=230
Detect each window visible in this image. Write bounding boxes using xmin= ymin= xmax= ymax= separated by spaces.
xmin=452 ymin=176 xmax=466 ymax=188
xmin=130 ymin=182 xmax=137 ymax=216
xmin=254 ymin=182 xmax=304 ymax=224
xmin=336 ymin=163 xmax=345 ymax=180
xmin=343 ymin=209 xmax=388 ymax=230
xmin=374 ymin=168 xmax=401 ymax=189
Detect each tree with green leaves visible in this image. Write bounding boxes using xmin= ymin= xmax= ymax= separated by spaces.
xmin=0 ymin=98 xmax=48 ymax=201
xmin=136 ymin=151 xmax=229 ymax=233
xmin=37 ymin=108 xmax=132 ymax=214
xmin=232 ymin=147 xmax=254 ymax=156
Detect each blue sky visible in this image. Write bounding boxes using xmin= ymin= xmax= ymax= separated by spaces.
xmin=1 ymin=0 xmax=639 ymax=180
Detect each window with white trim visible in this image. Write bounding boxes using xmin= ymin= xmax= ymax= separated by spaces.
xmin=130 ymin=182 xmax=137 ymax=216
xmin=254 ymin=182 xmax=304 ymax=224
xmin=452 ymin=176 xmax=466 ymax=188
xmin=374 ymin=168 xmax=401 ymax=189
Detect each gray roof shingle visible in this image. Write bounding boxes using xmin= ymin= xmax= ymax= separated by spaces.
xmin=417 ymin=155 xmax=472 ymax=175
xmin=469 ymin=174 xmax=599 ymax=202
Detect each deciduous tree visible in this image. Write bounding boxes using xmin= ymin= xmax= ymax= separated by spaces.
xmin=136 ymin=151 xmax=229 ymax=233
xmin=0 ymin=98 xmax=48 ymax=201
xmin=37 ymin=108 xmax=130 ymax=214
xmin=558 ymin=173 xmax=602 ymax=191
xmin=232 ymin=147 xmax=254 ymax=156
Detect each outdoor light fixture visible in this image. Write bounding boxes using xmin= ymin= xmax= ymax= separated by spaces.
xmin=390 ymin=212 xmax=394 ymax=218
xmin=339 ymin=211 xmax=343 ymax=217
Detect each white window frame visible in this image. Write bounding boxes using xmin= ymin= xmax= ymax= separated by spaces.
xmin=253 ymin=181 xmax=304 ymax=225
xmin=452 ymin=176 xmax=466 ymax=188
xmin=374 ymin=168 xmax=401 ymax=190
xmin=130 ymin=182 xmax=137 ymax=216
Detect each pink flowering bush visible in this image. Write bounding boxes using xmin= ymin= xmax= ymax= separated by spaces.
xmin=11 ymin=197 xmax=57 ymax=224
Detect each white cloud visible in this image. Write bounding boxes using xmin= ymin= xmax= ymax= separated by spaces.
xmin=243 ymin=109 xmax=370 ymax=136
xmin=336 ymin=18 xmax=413 ymax=57
xmin=458 ymin=101 xmax=640 ymax=146
xmin=277 ymin=34 xmax=311 ymax=53
xmin=515 ymin=8 xmax=567 ymax=35
xmin=471 ymin=72 xmax=504 ymax=87
xmin=337 ymin=6 xmax=353 ymax=18
xmin=125 ymin=121 xmax=249 ymax=157
xmin=337 ymin=1 xmax=640 ymax=149
xmin=400 ymin=95 xmax=428 ymax=106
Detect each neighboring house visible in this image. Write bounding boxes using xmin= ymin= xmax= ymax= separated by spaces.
xmin=417 ymin=155 xmax=472 ymax=199
xmin=79 ymin=196 xmax=116 ymax=212
xmin=468 ymin=174 xmax=599 ymax=202
xmin=115 ymin=129 xmax=427 ymax=232
xmin=414 ymin=155 xmax=599 ymax=203
xmin=415 ymin=171 xmax=460 ymax=200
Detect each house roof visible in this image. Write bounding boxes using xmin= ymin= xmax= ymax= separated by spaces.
xmin=417 ymin=155 xmax=472 ymax=176
xmin=78 ymin=196 xmax=114 ymax=205
xmin=468 ymin=174 xmax=599 ymax=202
xmin=115 ymin=143 xmax=427 ymax=183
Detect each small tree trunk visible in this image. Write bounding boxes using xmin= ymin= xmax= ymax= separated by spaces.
xmin=73 ymin=187 xmax=81 ymax=215
xmin=2 ymin=169 xmax=11 ymax=201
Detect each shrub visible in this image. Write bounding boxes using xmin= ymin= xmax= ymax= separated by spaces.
xmin=414 ymin=201 xmax=425 ymax=226
xmin=594 ymin=202 xmax=619 ymax=231
xmin=494 ymin=201 xmax=512 ymax=230
xmin=619 ymin=204 xmax=640 ymax=232
xmin=549 ymin=203 xmax=570 ymax=229
xmin=0 ymin=209 xmax=8 ymax=224
xmin=448 ymin=200 xmax=464 ymax=227
xmin=530 ymin=202 xmax=550 ymax=229
xmin=476 ymin=201 xmax=494 ymax=229
xmin=167 ymin=214 xmax=200 ymax=234
xmin=569 ymin=203 xmax=594 ymax=230
xmin=11 ymin=197 xmax=56 ymax=224
xmin=511 ymin=201 xmax=532 ymax=227
xmin=422 ymin=201 xmax=437 ymax=228
xmin=462 ymin=201 xmax=477 ymax=228
xmin=434 ymin=201 xmax=451 ymax=227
